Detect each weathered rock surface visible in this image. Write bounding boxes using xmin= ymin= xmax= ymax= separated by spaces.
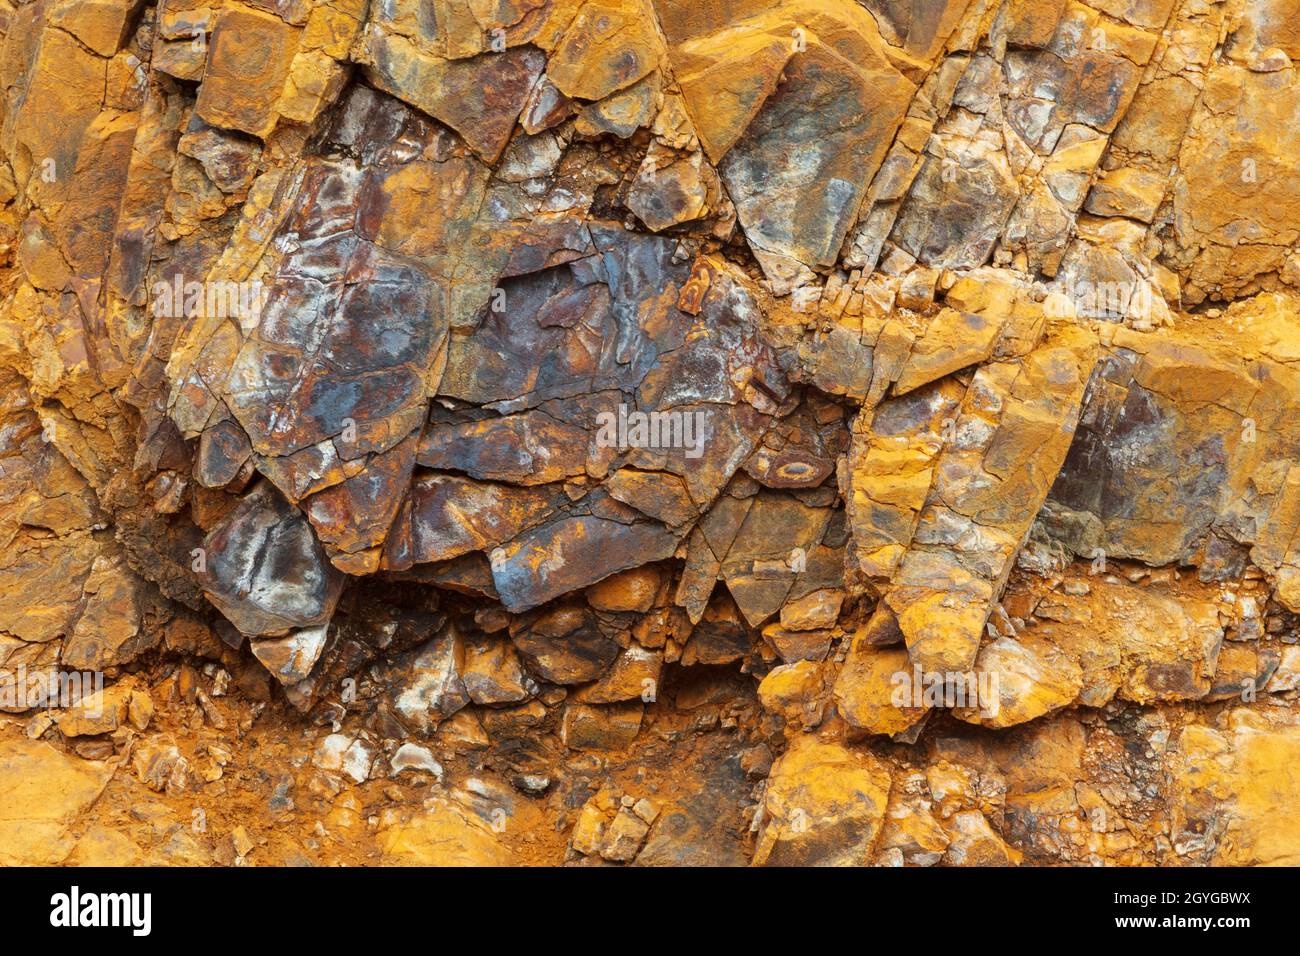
xmin=377 ymin=797 xmax=517 ymax=866
xmin=0 ymin=739 xmax=112 ymax=865
xmin=753 ymin=735 xmax=892 ymax=866
xmin=4 ymin=0 xmax=1300 ymax=869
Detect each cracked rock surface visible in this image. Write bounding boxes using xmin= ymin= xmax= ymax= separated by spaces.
xmin=3 ymin=0 xmax=1300 ymax=866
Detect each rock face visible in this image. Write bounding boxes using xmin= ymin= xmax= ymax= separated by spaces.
xmin=0 ymin=739 xmax=112 ymax=865
xmin=4 ymin=0 xmax=1300 ymax=869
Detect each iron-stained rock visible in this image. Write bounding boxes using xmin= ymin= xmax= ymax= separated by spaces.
xmin=753 ymin=736 xmax=892 ymax=866
xmin=200 ymin=482 xmax=345 ymax=638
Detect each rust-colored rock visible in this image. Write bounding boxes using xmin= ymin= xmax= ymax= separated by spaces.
xmin=6 ymin=0 xmax=1300 ymax=874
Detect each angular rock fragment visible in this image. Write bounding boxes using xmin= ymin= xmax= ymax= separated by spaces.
xmin=548 ymin=0 xmax=664 ymax=103
xmin=575 ymin=645 xmax=662 ymax=704
xmin=359 ymin=35 xmax=545 ymax=163
xmin=834 ymin=643 xmax=928 ymax=736
xmin=194 ymin=7 xmax=300 ymax=139
xmin=462 ymin=637 xmax=535 ymax=705
xmin=510 ymin=603 xmax=619 ymax=684
xmin=491 ymin=508 xmax=680 ymax=613
xmin=753 ymin=736 xmax=892 ymax=866
xmin=384 ymin=624 xmax=470 ymax=734
xmin=706 ymin=1 xmax=916 ymax=284
xmin=880 ymin=325 xmax=1097 ymax=674
xmin=1171 ymin=710 xmax=1300 ymax=865
xmin=560 ymin=701 xmax=643 ymax=751
xmin=379 ymin=798 xmax=516 ymax=865
xmin=0 ymin=739 xmax=113 ymax=865
xmin=200 ymin=482 xmax=345 ymax=638
xmin=954 ymin=635 xmax=1082 ymax=729
xmin=942 ymin=809 xmax=1022 ymax=866
xmin=251 ymin=624 xmax=331 ymax=686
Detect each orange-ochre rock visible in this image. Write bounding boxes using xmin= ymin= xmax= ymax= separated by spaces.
xmin=6 ymin=0 xmax=1300 ymax=870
